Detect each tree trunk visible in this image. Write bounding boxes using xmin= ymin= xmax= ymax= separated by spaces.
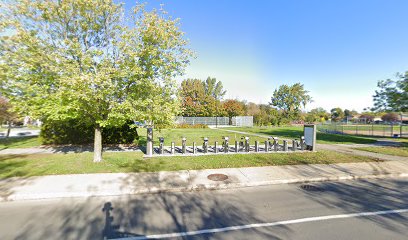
xmin=6 ymin=121 xmax=11 ymax=138
xmin=93 ymin=126 xmax=103 ymax=162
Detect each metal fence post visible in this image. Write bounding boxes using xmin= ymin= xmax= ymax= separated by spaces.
xmin=391 ymin=123 xmax=394 ymax=137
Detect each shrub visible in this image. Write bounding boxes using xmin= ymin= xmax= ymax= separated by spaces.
xmin=40 ymin=119 xmax=139 ymax=145
xmin=175 ymin=123 xmax=209 ymax=129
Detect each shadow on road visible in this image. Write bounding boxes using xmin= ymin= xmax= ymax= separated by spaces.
xmin=12 ymin=189 xmax=291 ymax=240
xmin=301 ymin=179 xmax=408 ymax=234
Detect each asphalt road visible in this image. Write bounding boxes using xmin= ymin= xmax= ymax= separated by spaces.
xmin=1 ymin=178 xmax=408 ymax=240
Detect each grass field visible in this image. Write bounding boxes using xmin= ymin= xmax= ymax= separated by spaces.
xmin=0 ymin=150 xmax=379 ymax=179
xmin=356 ymin=143 xmax=408 ymax=157
xmin=150 ymin=128 xmax=270 ymax=146
xmin=318 ymin=124 xmax=408 ymax=138
xmin=225 ymin=126 xmax=378 ymax=144
xmin=0 ymin=136 xmax=42 ymax=150
xmin=0 ymin=126 xmax=383 ymax=149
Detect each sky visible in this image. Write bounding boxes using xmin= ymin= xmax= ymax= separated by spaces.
xmin=126 ymin=0 xmax=408 ymax=112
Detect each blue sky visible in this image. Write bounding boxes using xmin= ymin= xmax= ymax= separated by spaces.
xmin=124 ymin=0 xmax=408 ymax=112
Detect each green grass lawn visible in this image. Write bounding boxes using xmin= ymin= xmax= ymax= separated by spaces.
xmin=145 ymin=128 xmax=270 ymax=146
xmin=0 ymin=136 xmax=42 ymax=150
xmin=0 ymin=126 xmax=381 ymax=150
xmin=0 ymin=150 xmax=379 ymax=179
xmin=356 ymin=143 xmax=408 ymax=157
xmin=225 ymin=126 xmax=378 ymax=144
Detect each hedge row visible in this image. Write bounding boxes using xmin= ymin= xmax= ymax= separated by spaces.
xmin=40 ymin=119 xmax=140 ymax=145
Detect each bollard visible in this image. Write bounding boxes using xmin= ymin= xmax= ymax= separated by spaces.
xmin=193 ymin=142 xmax=196 ymax=154
xmin=292 ymin=140 xmax=297 ymax=151
xmin=171 ymin=142 xmax=175 ymax=154
xmin=235 ymin=141 xmax=239 ymax=153
xmin=245 ymin=136 xmax=250 ymax=152
xmin=146 ymin=127 xmax=153 ymax=156
xmin=214 ymin=141 xmax=218 ymax=153
xmin=159 ymin=137 xmax=164 ymax=154
xmin=283 ymin=140 xmax=288 ymax=151
xmin=240 ymin=136 xmax=245 ymax=151
xmin=255 ymin=141 xmax=259 ymax=152
xmin=182 ymin=137 xmax=186 ymax=154
xmin=300 ymin=136 xmax=305 ymax=150
xmin=203 ymin=137 xmax=209 ymax=153
xmin=268 ymin=137 xmax=273 ymax=151
xmin=273 ymin=137 xmax=279 ymax=151
xmin=265 ymin=141 xmax=269 ymax=152
xmin=223 ymin=136 xmax=229 ymax=153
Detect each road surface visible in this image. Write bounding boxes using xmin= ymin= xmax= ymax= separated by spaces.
xmin=1 ymin=178 xmax=407 ymax=239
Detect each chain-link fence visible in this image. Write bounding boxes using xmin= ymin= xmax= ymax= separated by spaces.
xmin=174 ymin=116 xmax=253 ymax=127
xmin=318 ymin=123 xmax=408 ymax=138
xmin=232 ymin=116 xmax=253 ymax=127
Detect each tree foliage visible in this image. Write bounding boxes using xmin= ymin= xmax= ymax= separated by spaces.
xmin=203 ymin=77 xmax=226 ymax=100
xmin=359 ymin=112 xmax=376 ymax=123
xmin=381 ymin=112 xmax=400 ymax=122
xmin=372 ymin=72 xmax=408 ymax=112
xmin=179 ymin=77 xmax=225 ymax=117
xmin=306 ymin=107 xmax=329 ymax=123
xmin=222 ymin=99 xmax=244 ymax=119
xmin=330 ymin=107 xmax=344 ymax=122
xmin=0 ymin=0 xmax=192 ymax=161
xmin=269 ymin=83 xmax=312 ymax=120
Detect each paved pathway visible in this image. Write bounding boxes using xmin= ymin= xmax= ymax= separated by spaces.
xmin=0 ymin=129 xmax=40 ymax=137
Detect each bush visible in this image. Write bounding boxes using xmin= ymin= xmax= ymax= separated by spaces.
xmin=175 ymin=123 xmax=209 ymax=129
xmin=40 ymin=119 xmax=139 ymax=145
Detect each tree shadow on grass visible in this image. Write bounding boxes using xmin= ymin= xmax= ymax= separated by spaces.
xmin=0 ymin=154 xmax=39 ymax=201
xmin=0 ymin=136 xmax=39 ymax=150
xmin=0 ymin=155 xmax=30 ymax=178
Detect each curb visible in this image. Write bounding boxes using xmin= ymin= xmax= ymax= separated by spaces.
xmin=2 ymin=173 xmax=408 ymax=202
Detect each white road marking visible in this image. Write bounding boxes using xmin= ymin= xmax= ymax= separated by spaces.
xmin=117 ymin=208 xmax=408 ymax=240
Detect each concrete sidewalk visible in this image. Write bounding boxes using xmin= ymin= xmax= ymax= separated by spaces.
xmin=1 ymin=159 xmax=408 ymax=202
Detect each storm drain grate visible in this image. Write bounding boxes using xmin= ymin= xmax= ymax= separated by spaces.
xmin=207 ymin=174 xmax=228 ymax=181
xmin=300 ymin=184 xmax=324 ymax=192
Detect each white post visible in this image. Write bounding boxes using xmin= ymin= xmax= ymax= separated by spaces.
xmin=146 ymin=127 xmax=153 ymax=156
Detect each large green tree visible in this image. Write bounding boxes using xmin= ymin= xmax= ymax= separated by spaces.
xmin=269 ymin=83 xmax=312 ymax=120
xmin=179 ymin=77 xmax=225 ymax=117
xmin=0 ymin=0 xmax=192 ymax=162
xmin=203 ymin=77 xmax=226 ymax=101
xmin=306 ymin=107 xmax=329 ymax=123
xmin=330 ymin=107 xmax=344 ymax=122
xmin=222 ymin=99 xmax=244 ymax=124
xmin=372 ymin=72 xmax=408 ymax=112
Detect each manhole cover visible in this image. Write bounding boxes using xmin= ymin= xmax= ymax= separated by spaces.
xmin=207 ymin=174 xmax=228 ymax=181
xmin=300 ymin=184 xmax=324 ymax=192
